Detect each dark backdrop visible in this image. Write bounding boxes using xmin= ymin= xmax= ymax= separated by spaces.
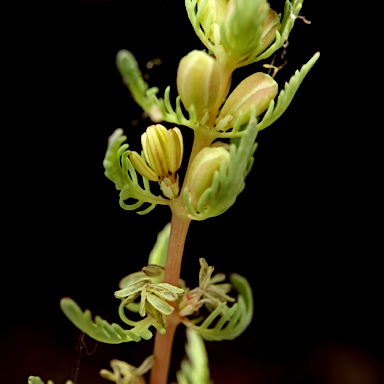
xmin=3 ymin=1 xmax=383 ymax=384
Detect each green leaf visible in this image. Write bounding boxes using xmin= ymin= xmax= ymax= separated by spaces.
xmin=176 ymin=328 xmax=212 ymax=384
xmin=161 ymin=86 xmax=198 ymax=129
xmin=118 ymin=271 xmax=149 ymax=289
xmin=116 ymin=50 xmax=196 ymax=129
xmin=183 ymin=273 xmax=253 ymax=341
xmin=257 ymin=52 xmax=320 ymax=131
xmin=116 ymin=50 xmax=152 ymax=112
xmin=147 ymin=222 xmax=170 ymax=268
xmin=103 ymin=129 xmax=169 ymax=214
xmin=60 ymin=298 xmax=163 ymax=344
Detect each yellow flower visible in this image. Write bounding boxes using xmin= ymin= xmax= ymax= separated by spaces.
xmin=129 ymin=124 xmax=183 ymax=199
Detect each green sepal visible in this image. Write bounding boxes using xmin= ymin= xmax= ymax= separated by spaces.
xmin=150 ymin=283 xmax=185 ymax=301
xmin=184 ymin=110 xmax=258 ymax=220
xmin=145 ymin=301 xmax=168 ymax=329
xmin=103 ymin=128 xmax=170 ymax=214
xmin=163 ymin=86 xmax=199 ymax=129
xmin=182 ymin=273 xmax=253 ymax=341
xmin=185 ymin=0 xmax=214 ymax=52
xmin=115 ymin=278 xmax=150 ymax=299
xmin=60 ymin=298 xmax=165 ymax=344
xmin=119 ymin=271 xmax=149 ymax=289
xmin=257 ymin=52 xmax=320 ymax=131
xmin=146 ymin=292 xmax=175 ymax=316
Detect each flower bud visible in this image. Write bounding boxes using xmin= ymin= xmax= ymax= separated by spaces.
xmin=177 ymin=50 xmax=221 ymax=121
xmin=196 ymin=0 xmax=228 ymax=45
xmin=258 ymin=8 xmax=281 ymax=55
xmin=220 ymin=0 xmax=267 ymax=61
xmin=220 ymin=0 xmax=280 ymax=63
xmin=185 ymin=146 xmax=230 ymax=211
xmin=216 ymin=72 xmax=278 ymax=131
xmin=129 ymin=124 xmax=183 ymax=199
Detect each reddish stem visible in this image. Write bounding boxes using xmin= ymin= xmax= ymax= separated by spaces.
xmin=148 ymin=56 xmax=234 ymax=382
xmin=148 ymin=311 xmax=181 ymax=384
xmin=163 ymin=206 xmax=191 ymax=286
xmin=149 ymin=206 xmax=191 ymax=384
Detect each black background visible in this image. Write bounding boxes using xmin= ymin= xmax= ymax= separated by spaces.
xmin=3 ymin=1 xmax=383 ymax=384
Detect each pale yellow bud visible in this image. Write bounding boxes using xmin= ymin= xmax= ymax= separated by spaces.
xmin=220 ymin=0 xmax=280 ymax=63
xmin=185 ymin=146 xmax=230 ymax=211
xmin=197 ymin=0 xmax=229 ymax=45
xmin=129 ymin=151 xmax=158 ymax=182
xmin=220 ymin=0 xmax=268 ymax=61
xmin=258 ymin=8 xmax=281 ymax=55
xmin=129 ymin=124 xmax=183 ymax=199
xmin=216 ymin=72 xmax=278 ymax=131
xmin=177 ymin=50 xmax=221 ymax=121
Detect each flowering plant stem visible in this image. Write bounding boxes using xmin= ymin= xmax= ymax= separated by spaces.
xmin=31 ymin=3 xmax=320 ymax=384
xmin=150 ymin=125 xmax=222 ymax=383
xmin=149 ymin=208 xmax=190 ymax=384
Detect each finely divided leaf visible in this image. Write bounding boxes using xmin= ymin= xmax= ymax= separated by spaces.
xmin=60 ymin=298 xmax=160 ymax=344
xmin=183 ymin=273 xmax=253 ymax=341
